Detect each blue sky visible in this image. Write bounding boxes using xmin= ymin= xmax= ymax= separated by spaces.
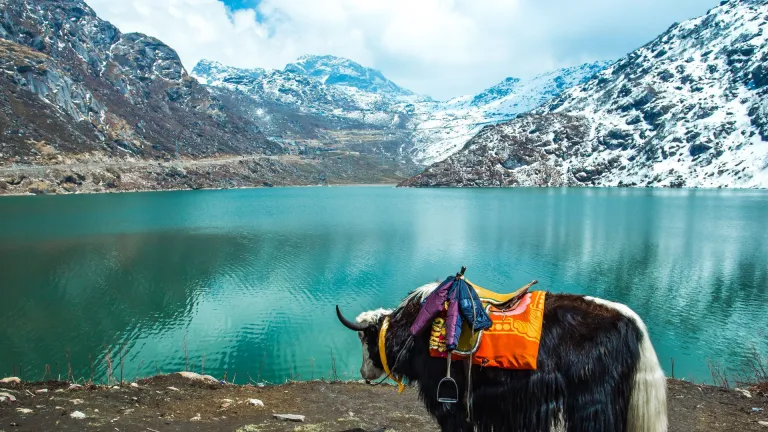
xmin=223 ymin=0 xmax=260 ymax=11
xmin=86 ymin=0 xmax=720 ymax=99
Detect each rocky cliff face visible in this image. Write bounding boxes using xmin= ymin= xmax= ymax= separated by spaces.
xmin=192 ymin=59 xmax=418 ymax=163
xmin=0 ymin=0 xmax=280 ymax=165
xmin=402 ymin=0 xmax=768 ymax=188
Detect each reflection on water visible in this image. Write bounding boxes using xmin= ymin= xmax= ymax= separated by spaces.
xmin=0 ymin=187 xmax=766 ymax=384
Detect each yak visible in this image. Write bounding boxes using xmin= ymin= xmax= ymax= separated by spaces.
xmin=336 ymin=281 xmax=668 ymax=432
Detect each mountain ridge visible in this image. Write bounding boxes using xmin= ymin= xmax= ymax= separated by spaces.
xmin=401 ymin=0 xmax=768 ymax=188
xmin=0 ymin=0 xmax=281 ymax=165
xmin=191 ymin=56 xmax=611 ymax=165
xmin=284 ymin=54 xmax=417 ymax=98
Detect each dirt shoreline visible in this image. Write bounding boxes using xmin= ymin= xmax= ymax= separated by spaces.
xmin=1 ymin=373 xmax=766 ymax=431
xmin=0 ymin=182 xmax=398 ymax=197
xmin=0 ymin=154 xmax=416 ymax=197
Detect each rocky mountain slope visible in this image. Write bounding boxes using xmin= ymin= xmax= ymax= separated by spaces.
xmin=402 ymin=0 xmax=768 ymax=188
xmin=0 ymin=0 xmax=280 ymax=166
xmin=407 ymin=61 xmax=611 ymax=164
xmin=192 ymin=58 xmax=419 ymax=161
xmin=192 ymin=57 xmax=608 ymax=165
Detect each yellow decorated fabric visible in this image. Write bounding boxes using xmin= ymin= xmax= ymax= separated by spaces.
xmin=429 ymin=291 xmax=547 ymax=370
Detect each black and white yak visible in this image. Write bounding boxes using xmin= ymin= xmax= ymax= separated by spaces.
xmin=336 ymin=282 xmax=668 ymax=432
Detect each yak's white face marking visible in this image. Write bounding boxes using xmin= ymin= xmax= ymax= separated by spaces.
xmin=355 ymin=308 xmax=390 ymax=381
xmin=353 ymin=282 xmax=439 ymax=381
xmin=359 ymin=334 xmax=384 ymax=381
xmin=356 ymin=308 xmax=391 ymax=327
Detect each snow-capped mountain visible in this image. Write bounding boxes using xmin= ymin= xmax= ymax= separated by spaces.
xmin=285 ymin=55 xmax=416 ymax=98
xmin=192 ymin=57 xmax=419 ymax=123
xmin=193 ymin=59 xmax=266 ymax=86
xmin=402 ymin=0 xmax=768 ymax=188
xmin=407 ymin=61 xmax=611 ymax=164
xmin=191 ymin=58 xmax=418 ymax=160
xmin=192 ymin=57 xmax=608 ymax=164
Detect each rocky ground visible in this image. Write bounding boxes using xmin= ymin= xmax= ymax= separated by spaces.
xmin=0 ymin=154 xmax=419 ymax=196
xmin=0 ymin=373 xmax=766 ymax=431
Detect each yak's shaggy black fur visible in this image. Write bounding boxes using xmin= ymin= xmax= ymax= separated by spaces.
xmin=358 ymin=292 xmax=646 ymax=432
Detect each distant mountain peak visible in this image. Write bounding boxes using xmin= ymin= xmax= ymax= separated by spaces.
xmin=470 ymin=61 xmax=611 ymax=107
xmin=190 ymin=54 xmax=612 ymax=167
xmin=285 ymin=54 xmax=414 ymax=97
xmin=409 ymin=60 xmax=614 ymax=164
xmin=295 ymin=54 xmax=346 ymax=63
xmin=191 ymin=60 xmax=266 ymax=86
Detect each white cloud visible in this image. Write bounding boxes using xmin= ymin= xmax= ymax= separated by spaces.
xmin=84 ymin=0 xmax=718 ymax=100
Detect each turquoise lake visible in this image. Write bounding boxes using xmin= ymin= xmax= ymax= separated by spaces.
xmin=1 ymin=186 xmax=767 ymax=385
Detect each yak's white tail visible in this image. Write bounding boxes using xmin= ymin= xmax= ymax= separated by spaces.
xmin=626 ymin=319 xmax=668 ymax=432
xmin=585 ymin=297 xmax=668 ymax=432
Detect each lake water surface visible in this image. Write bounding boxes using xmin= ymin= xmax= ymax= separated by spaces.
xmin=1 ymin=187 xmax=767 ymax=384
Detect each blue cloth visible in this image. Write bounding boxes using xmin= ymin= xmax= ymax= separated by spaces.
xmin=449 ymin=279 xmax=492 ymax=350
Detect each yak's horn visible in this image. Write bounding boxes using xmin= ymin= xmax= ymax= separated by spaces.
xmin=336 ymin=305 xmax=370 ymax=332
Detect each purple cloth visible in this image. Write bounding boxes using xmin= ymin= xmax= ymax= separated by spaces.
xmin=409 ymin=277 xmax=457 ymax=337
xmin=444 ymin=285 xmax=460 ymax=350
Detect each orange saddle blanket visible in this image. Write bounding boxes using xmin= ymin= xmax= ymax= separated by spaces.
xmin=428 ymin=290 xmax=546 ymax=370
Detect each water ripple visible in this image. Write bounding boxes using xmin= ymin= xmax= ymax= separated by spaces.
xmin=0 ymin=187 xmax=766 ymax=383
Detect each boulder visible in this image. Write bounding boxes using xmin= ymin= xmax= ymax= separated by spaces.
xmin=28 ymin=180 xmax=56 ymax=195
xmin=600 ymin=128 xmax=634 ymax=150
xmin=59 ymin=171 xmax=84 ymax=185
xmin=0 ymin=392 xmax=17 ymax=402
xmin=273 ymin=414 xmax=305 ymax=422
xmin=70 ymin=411 xmax=86 ymax=419
xmin=6 ymin=175 xmax=26 ymax=186
xmin=752 ymin=62 xmax=768 ymax=88
xmin=658 ymin=70 xmax=675 ymax=82
xmin=176 ymin=371 xmax=219 ymax=383
xmin=689 ymin=143 xmax=713 ymax=157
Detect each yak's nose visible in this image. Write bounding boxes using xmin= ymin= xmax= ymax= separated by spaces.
xmin=365 ymin=379 xmax=372 ymax=385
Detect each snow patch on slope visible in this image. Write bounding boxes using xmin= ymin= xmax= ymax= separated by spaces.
xmin=403 ymin=0 xmax=768 ymax=189
xmin=192 ymin=56 xmax=610 ymax=164
xmin=407 ymin=61 xmax=612 ymax=164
